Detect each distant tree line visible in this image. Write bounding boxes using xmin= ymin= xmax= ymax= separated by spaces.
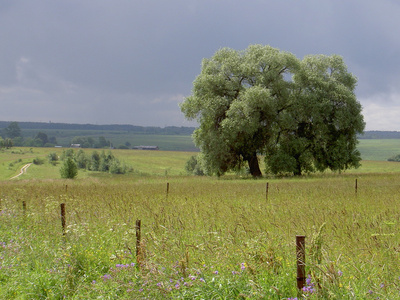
xmin=0 ymin=121 xmax=195 ymax=135
xmin=0 ymin=122 xmax=58 ymax=147
xmin=358 ymin=131 xmax=400 ymax=139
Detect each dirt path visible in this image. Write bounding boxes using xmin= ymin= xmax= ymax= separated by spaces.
xmin=10 ymin=163 xmax=32 ymax=179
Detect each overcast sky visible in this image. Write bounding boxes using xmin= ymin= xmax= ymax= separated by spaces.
xmin=1 ymin=0 xmax=400 ymax=130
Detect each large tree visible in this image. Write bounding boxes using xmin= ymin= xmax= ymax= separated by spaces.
xmin=180 ymin=45 xmax=365 ymax=177
xmin=4 ymin=122 xmax=21 ymax=139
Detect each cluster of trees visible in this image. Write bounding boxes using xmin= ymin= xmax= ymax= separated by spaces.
xmin=0 ymin=137 xmax=13 ymax=149
xmin=58 ymin=149 xmax=131 ymax=175
xmin=181 ymin=45 xmax=365 ymax=177
xmin=1 ymin=122 xmax=58 ymax=147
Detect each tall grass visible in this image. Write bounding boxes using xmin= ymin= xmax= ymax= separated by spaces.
xmin=1 ymin=173 xmax=400 ymax=298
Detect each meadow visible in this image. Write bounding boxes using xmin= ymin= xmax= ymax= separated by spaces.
xmin=1 ymin=147 xmax=400 ymax=299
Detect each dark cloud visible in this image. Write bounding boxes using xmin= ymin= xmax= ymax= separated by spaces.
xmin=1 ymin=0 xmax=400 ymax=129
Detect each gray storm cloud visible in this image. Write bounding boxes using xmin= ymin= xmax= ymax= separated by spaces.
xmin=1 ymin=0 xmax=400 ymax=129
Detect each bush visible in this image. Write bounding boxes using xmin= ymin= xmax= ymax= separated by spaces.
xmin=60 ymin=157 xmax=78 ymax=179
xmin=185 ymin=155 xmax=205 ymax=176
xmin=388 ymin=154 xmax=400 ymax=162
xmin=33 ymin=157 xmax=45 ymax=165
xmin=48 ymin=152 xmax=59 ymax=165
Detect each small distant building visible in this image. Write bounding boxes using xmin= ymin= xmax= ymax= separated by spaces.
xmin=70 ymin=144 xmax=81 ymax=148
xmin=132 ymin=145 xmax=159 ymax=150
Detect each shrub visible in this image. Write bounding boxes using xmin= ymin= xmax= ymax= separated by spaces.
xmin=33 ymin=157 xmax=45 ymax=165
xmin=60 ymin=157 xmax=78 ymax=179
xmin=185 ymin=155 xmax=205 ymax=176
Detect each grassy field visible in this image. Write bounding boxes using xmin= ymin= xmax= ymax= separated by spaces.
xmin=358 ymin=139 xmax=400 ymax=161
xmin=1 ymin=147 xmax=400 ymax=298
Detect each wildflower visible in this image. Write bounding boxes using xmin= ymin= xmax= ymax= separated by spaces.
xmin=232 ymin=271 xmax=239 ymax=275
xmin=214 ymin=270 xmax=219 ymax=275
xmin=241 ymin=263 xmax=246 ymax=271
xmin=189 ymin=276 xmax=196 ymax=281
xmin=102 ymin=274 xmax=111 ymax=281
xmin=338 ymin=270 xmax=343 ymax=277
xmin=199 ymin=278 xmax=205 ymax=283
xmin=380 ymin=283 xmax=385 ymax=288
xmin=156 ymin=282 xmax=162 ymax=287
xmin=138 ymin=288 xmax=143 ymax=292
xmin=302 ymin=275 xmax=315 ymax=294
xmin=175 ymin=283 xmax=180 ymax=289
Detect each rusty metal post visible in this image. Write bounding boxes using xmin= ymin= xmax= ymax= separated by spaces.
xmin=136 ymin=219 xmax=141 ymax=259
xmin=60 ymin=203 xmax=66 ymax=236
xmin=296 ymin=235 xmax=306 ymax=291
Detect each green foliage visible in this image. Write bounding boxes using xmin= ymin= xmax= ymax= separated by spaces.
xmin=75 ymin=149 xmax=89 ymax=169
xmin=181 ymin=45 xmax=365 ymax=177
xmin=32 ymin=157 xmax=45 ymax=165
xmin=34 ymin=132 xmax=48 ymax=146
xmin=4 ymin=121 xmax=21 ymax=138
xmin=90 ymin=151 xmax=101 ymax=171
xmin=185 ymin=155 xmax=205 ymax=175
xmin=48 ymin=152 xmax=59 ymax=163
xmin=61 ymin=148 xmax=75 ymax=161
xmin=60 ymin=157 xmax=78 ymax=179
xmin=0 ymin=137 xmax=12 ymax=149
xmin=388 ymin=154 xmax=400 ymax=162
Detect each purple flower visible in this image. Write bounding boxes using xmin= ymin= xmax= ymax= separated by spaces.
xmin=199 ymin=278 xmax=205 ymax=283
xmin=175 ymin=283 xmax=180 ymax=289
xmin=102 ymin=274 xmax=111 ymax=281
xmin=214 ymin=270 xmax=219 ymax=275
xmin=306 ymin=275 xmax=313 ymax=286
xmin=338 ymin=270 xmax=343 ymax=277
xmin=241 ymin=263 xmax=246 ymax=270
xmin=156 ymin=282 xmax=162 ymax=287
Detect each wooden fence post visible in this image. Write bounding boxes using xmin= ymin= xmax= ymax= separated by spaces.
xmin=266 ymin=182 xmax=269 ymax=201
xmin=60 ymin=203 xmax=66 ymax=236
xmin=296 ymin=235 xmax=306 ymax=291
xmin=355 ymin=179 xmax=358 ymax=194
xmin=22 ymin=201 xmax=26 ymax=214
xmin=166 ymin=182 xmax=170 ymax=196
xmin=136 ymin=219 xmax=141 ymax=263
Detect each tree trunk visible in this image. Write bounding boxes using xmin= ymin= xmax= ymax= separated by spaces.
xmin=294 ymin=160 xmax=302 ymax=176
xmin=247 ymin=153 xmax=262 ymax=177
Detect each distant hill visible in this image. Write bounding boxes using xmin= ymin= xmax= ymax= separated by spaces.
xmin=358 ymin=131 xmax=400 ymax=139
xmin=0 ymin=121 xmax=195 ymax=135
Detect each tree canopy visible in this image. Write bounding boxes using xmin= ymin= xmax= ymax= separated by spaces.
xmin=180 ymin=45 xmax=365 ymax=177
